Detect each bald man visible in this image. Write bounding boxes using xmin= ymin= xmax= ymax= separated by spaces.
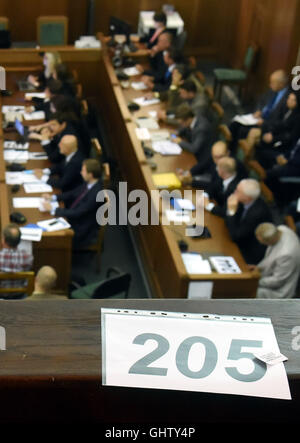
xmin=229 ymin=69 xmax=289 ymax=152
xmin=178 ymin=140 xmax=247 ymax=191
xmin=27 ymin=266 xmax=68 ymax=300
xmin=34 ymin=134 xmax=84 ymax=192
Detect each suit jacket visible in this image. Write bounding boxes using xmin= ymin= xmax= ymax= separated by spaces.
xmin=43 ymin=122 xmax=79 ymax=164
xmin=210 ymin=175 xmax=241 ymax=217
xmin=179 ymin=115 xmax=215 ymax=166
xmin=257 ymin=225 xmax=300 ymax=298
xmin=140 ymin=28 xmax=167 ymax=49
xmin=225 ymin=197 xmax=273 ymax=264
xmin=143 ymin=51 xmax=168 ymax=82
xmin=55 ymin=180 xmax=103 ymax=247
xmin=47 ymin=150 xmax=84 ymax=192
xmin=261 ymin=107 xmax=300 ymax=150
xmin=257 ymin=87 xmax=289 ymax=121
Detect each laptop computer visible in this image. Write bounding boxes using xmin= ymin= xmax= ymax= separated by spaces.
xmin=17 ymin=80 xmax=36 ymax=92
xmin=15 ymin=118 xmax=29 ymax=142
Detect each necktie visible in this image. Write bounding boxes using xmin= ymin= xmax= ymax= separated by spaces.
xmin=262 ymin=92 xmax=278 ymax=119
xmin=70 ymin=185 xmax=88 ymax=209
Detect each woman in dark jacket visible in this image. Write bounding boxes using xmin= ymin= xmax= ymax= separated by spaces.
xmin=255 ymin=91 xmax=300 ymax=169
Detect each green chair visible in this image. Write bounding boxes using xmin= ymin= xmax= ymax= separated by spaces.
xmin=37 ymin=16 xmax=68 ymax=46
xmin=0 ymin=17 xmax=9 ymax=30
xmin=213 ymin=43 xmax=258 ymax=102
xmin=70 ymin=267 xmax=131 ymax=299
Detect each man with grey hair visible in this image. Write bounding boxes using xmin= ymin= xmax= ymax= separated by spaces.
xmin=27 ymin=266 xmax=68 ymax=300
xmin=250 ymin=223 xmax=300 ymax=298
xmin=225 ymin=178 xmax=273 ymax=264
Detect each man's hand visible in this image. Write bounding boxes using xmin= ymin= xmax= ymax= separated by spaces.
xmin=41 ymin=201 xmax=52 ymax=212
xmin=40 ymin=127 xmax=52 ymax=140
xmin=227 ymin=193 xmax=239 ymax=214
xmin=42 ymin=193 xmax=52 ymax=201
xmin=34 ymin=169 xmax=44 ymax=180
xmin=177 ymin=169 xmax=192 ymax=185
xmin=157 ymin=109 xmax=167 ymax=121
xmin=135 ymin=64 xmax=144 ymax=74
xmin=29 ymin=132 xmax=43 ymax=141
xmin=248 ymin=264 xmax=258 ymax=272
xmin=27 ymin=75 xmax=39 ymax=87
xmin=253 ymin=110 xmax=262 ymax=118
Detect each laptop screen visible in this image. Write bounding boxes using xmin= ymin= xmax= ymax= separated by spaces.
xmin=15 ymin=118 xmax=25 ymax=136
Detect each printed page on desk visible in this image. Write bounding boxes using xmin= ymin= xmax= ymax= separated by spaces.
xmin=101 ymin=309 xmax=291 ymax=400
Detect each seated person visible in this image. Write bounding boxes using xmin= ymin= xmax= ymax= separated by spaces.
xmin=157 ymin=79 xmax=210 ymax=125
xmin=27 ymin=52 xmax=62 ymax=89
xmin=225 ymin=178 xmax=273 ymax=264
xmin=29 ymin=112 xmax=81 ymax=163
xmin=204 ymin=157 xmax=241 ymax=218
xmin=250 ymin=223 xmax=300 ymax=299
xmin=229 ymin=69 xmax=289 ymax=151
xmin=265 ymin=136 xmax=300 ymax=204
xmin=53 ymin=63 xmax=77 ymax=97
xmin=255 ymin=91 xmax=300 ymax=169
xmin=0 ymin=224 xmax=34 ymax=298
xmin=138 ymin=11 xmax=168 ymax=48
xmin=137 ymin=32 xmax=174 ymax=83
xmin=34 ymin=135 xmax=84 ymax=192
xmin=41 ymin=159 xmax=103 ymax=248
xmin=178 ymin=141 xmax=248 ymax=191
xmin=173 ymin=104 xmax=215 ymax=163
xmin=25 ymin=79 xmax=66 ymax=121
xmin=26 ymin=266 xmax=68 ymax=300
xmin=143 ymin=47 xmax=184 ymax=92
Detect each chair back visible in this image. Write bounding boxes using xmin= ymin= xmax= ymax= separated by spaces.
xmin=0 ymin=271 xmax=35 ymax=297
xmin=243 ymin=44 xmax=258 ymax=73
xmin=37 ymin=16 xmax=68 ymax=46
xmin=92 ymin=272 xmax=131 ymax=299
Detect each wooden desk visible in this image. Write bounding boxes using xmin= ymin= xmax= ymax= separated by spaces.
xmin=97 ymin=39 xmax=260 ymax=299
xmin=0 ymin=298 xmax=299 ymax=424
xmin=0 ymin=71 xmax=73 ymax=292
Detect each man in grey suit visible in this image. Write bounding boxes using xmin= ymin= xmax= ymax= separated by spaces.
xmin=250 ymin=223 xmax=300 ymax=298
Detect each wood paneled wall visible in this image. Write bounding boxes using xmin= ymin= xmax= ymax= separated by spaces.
xmin=1 ymin=0 xmax=299 ymax=94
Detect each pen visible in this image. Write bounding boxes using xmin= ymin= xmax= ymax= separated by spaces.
xmin=48 ymin=220 xmax=58 ymax=226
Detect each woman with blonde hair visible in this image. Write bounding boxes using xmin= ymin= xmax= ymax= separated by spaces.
xmin=27 ymin=51 xmax=62 ymax=89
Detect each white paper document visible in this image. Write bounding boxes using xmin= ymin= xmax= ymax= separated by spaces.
xmin=152 ymin=140 xmax=182 ymax=155
xmin=133 ymin=96 xmax=160 ymax=107
xmin=13 ymin=197 xmax=42 ymax=208
xmin=187 ymin=281 xmax=213 ymax=300
xmin=25 ymin=92 xmax=46 ymax=100
xmin=2 ymin=105 xmax=25 ymax=114
xmin=123 ymin=66 xmax=140 ymax=76
xmin=232 ymin=113 xmax=259 ymax=126
xmin=136 ymin=117 xmax=159 ymax=129
xmin=165 ymin=209 xmax=191 ymax=224
xmin=101 ymin=309 xmax=291 ymax=400
xmin=150 ymin=131 xmax=170 ymax=142
xmin=4 ymin=150 xmax=29 ymax=163
xmin=23 ymin=183 xmax=53 ymax=193
xmin=4 ymin=141 xmax=29 ymax=150
xmin=209 ymin=256 xmax=242 ymax=274
xmin=20 ymin=227 xmax=43 ymax=242
xmin=135 ymin=127 xmax=151 ymax=141
xmin=131 ymin=81 xmax=148 ymax=90
xmin=37 ymin=217 xmax=71 ymax=232
xmin=182 ymin=252 xmax=212 ymax=274
xmin=28 ymin=152 xmax=48 ymax=160
xmin=6 ymin=172 xmax=41 ymax=185
xmin=23 ymin=111 xmax=46 ymax=121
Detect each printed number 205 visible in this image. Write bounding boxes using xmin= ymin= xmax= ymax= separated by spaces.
xmin=128 ymin=333 xmax=267 ymax=383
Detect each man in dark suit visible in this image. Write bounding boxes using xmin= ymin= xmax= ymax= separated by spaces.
xmin=225 ymin=178 xmax=273 ymax=264
xmin=204 ymin=157 xmax=241 ymax=217
xmin=34 ymin=135 xmax=84 ymax=193
xmin=143 ymin=47 xmax=183 ymax=92
xmin=29 ymin=112 xmax=80 ymax=163
xmin=41 ymin=159 xmax=103 ymax=248
xmin=174 ymin=104 xmax=215 ymax=166
xmin=177 ymin=140 xmax=248 ymax=193
xmin=229 ymin=70 xmax=289 ymax=152
xmin=265 ymin=136 xmax=300 ymax=204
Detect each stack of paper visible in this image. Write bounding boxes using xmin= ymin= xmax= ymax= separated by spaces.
xmin=28 ymin=152 xmax=48 ymax=160
xmin=150 ymin=131 xmax=170 ymax=141
xmin=152 ymin=140 xmax=182 ymax=155
xmin=209 ymin=256 xmax=241 ymax=274
xmin=131 ymin=82 xmax=148 ymax=90
xmin=165 ymin=209 xmax=191 ymax=224
xmin=123 ymin=66 xmax=140 ymax=76
xmin=37 ymin=218 xmax=71 ymax=232
xmin=182 ymin=252 xmax=212 ymax=274
xmin=232 ymin=113 xmax=259 ymax=126
xmin=4 ymin=150 xmax=29 ymax=163
xmin=23 ymin=183 xmax=53 ymax=193
xmin=13 ymin=197 xmax=42 ymax=208
xmin=2 ymin=105 xmax=25 ymax=113
xmin=136 ymin=117 xmax=159 ymax=129
xmin=25 ymin=92 xmax=46 ymax=100
xmin=135 ymin=127 xmax=151 ymax=141
xmin=133 ymin=96 xmax=160 ymax=107
xmin=4 ymin=141 xmax=29 ymax=150
xmin=20 ymin=227 xmax=43 ymax=242
xmin=172 ymin=198 xmax=195 ymax=211
xmin=23 ymin=111 xmax=46 ymax=121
